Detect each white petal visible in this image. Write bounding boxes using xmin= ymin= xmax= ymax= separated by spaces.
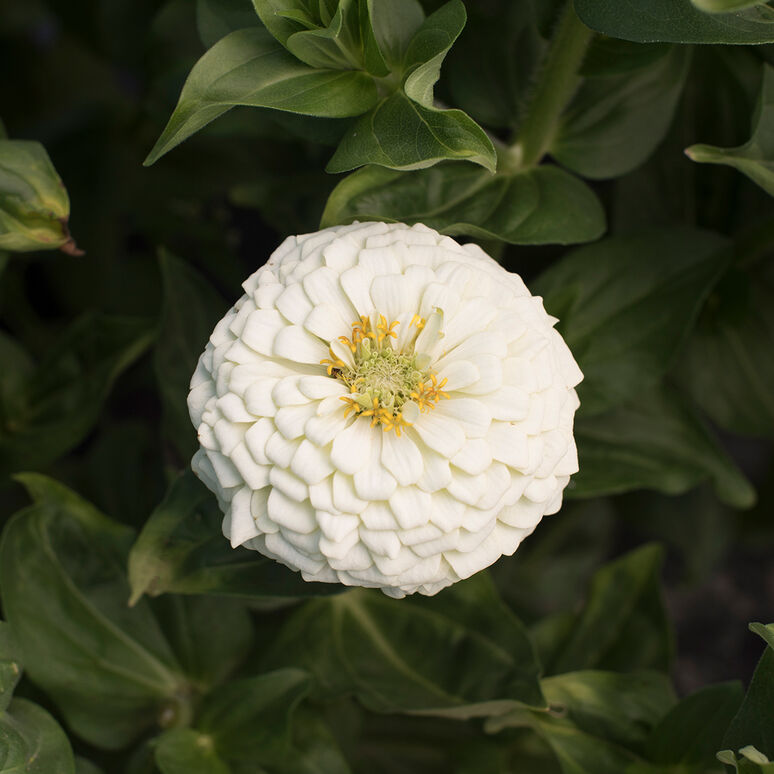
xmin=319 ymin=529 xmax=360 ymax=560
xmin=227 ymin=487 xmax=259 ymax=548
xmin=302 ymin=266 xmax=358 ymax=323
xmin=291 ymin=440 xmax=335 ymax=484
xmin=477 ymin=386 xmax=530 ymax=421
xmin=274 ymin=403 xmax=318 ymax=440
xmin=413 ymin=412 xmax=465 ymax=459
xmin=389 ymin=486 xmax=432 ymax=529
xmin=360 ymin=528 xmax=402 ymax=559
xmin=332 ymin=472 xmax=368 ymax=514
xmin=370 ymin=274 xmax=409 ymax=323
xmin=265 ymin=432 xmax=300 ymax=468
xmin=487 ymin=422 xmax=529 ymax=470
xmin=273 ymin=325 xmax=329 ymax=364
xmin=340 ymin=266 xmax=375 ymax=317
xmin=443 ymin=529 xmax=503 ymax=580
xmin=230 ymin=442 xmax=271 ymax=490
xmin=436 ymin=360 xmax=479 ymax=391
xmin=353 ymin=431 xmax=398 ymax=500
xmin=244 ymin=379 xmax=279 ymax=418
xmin=450 ymin=439 xmax=492 ymax=476
xmin=298 ymin=375 xmax=347 ymax=400
xmin=316 ymin=511 xmax=359 ymax=542
xmin=429 ymin=490 xmax=466 ymax=531
xmin=244 ymin=417 xmax=275 ymax=465
xmin=360 ymin=501 xmax=400 ymax=530
xmin=434 ymin=398 xmax=491 ymax=438
xmin=306 ymin=411 xmax=351 ymax=447
xmin=275 ymin=282 xmax=313 ymax=325
xmin=304 ymin=303 xmax=350 ymax=342
xmin=269 ymin=466 xmax=308 ymax=503
xmin=267 ymin=488 xmax=316 ymax=533
xmin=381 ymin=430 xmax=423 ymax=486
xmin=331 ymin=418 xmax=374 ymax=475
xmin=242 ymin=309 xmax=285 ymax=356
xmin=272 ymin=376 xmax=308 ymax=407
xmin=264 ymin=532 xmax=324 ymax=574
xmin=414 ymin=437 xmax=452 ymax=492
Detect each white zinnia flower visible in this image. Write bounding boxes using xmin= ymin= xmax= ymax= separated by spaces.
xmin=188 ymin=222 xmax=582 ymax=598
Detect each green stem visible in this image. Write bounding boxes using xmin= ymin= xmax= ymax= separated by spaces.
xmin=509 ymin=3 xmax=593 ymax=170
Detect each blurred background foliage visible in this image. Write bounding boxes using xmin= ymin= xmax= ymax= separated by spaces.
xmin=0 ymin=0 xmax=773 ymax=771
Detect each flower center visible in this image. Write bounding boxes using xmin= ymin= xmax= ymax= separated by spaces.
xmin=321 ymin=314 xmax=448 ymax=435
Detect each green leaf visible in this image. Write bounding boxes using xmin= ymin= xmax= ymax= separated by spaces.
xmin=692 ymin=0 xmax=765 ymax=13
xmin=74 ymin=759 xmax=104 ymax=774
xmin=445 ymin=2 xmax=546 ymax=130
xmin=321 ymin=162 xmax=605 ymax=245
xmin=677 ymin=261 xmax=774 ymax=439
xmin=326 ymin=92 xmax=496 ymax=173
xmin=0 ymin=622 xmax=23 ymax=712
xmin=0 ymin=475 xmax=188 ymax=749
xmin=196 ymin=0 xmax=261 ymax=48
xmin=128 ymin=470 xmax=340 ymax=601
xmin=686 ymin=64 xmax=774 ymax=196
xmin=723 ymin=624 xmax=774 ymax=760
xmin=155 ymin=729 xmax=231 ymax=774
xmin=266 ymin=573 xmax=545 ymax=715
xmin=0 ymin=139 xmax=76 ymax=254
xmin=718 ymin=746 xmax=774 ymax=773
xmin=534 ymin=228 xmax=730 ymax=415
xmin=0 ymin=699 xmax=76 ymax=774
xmin=145 ymin=27 xmax=378 ymax=165
xmin=553 ymin=44 xmax=690 ymax=179
xmin=198 ymin=670 xmax=311 ymax=765
xmin=155 ymin=250 xmax=227 ymax=461
xmin=276 ymin=707 xmax=353 ymax=774
xmin=648 ymin=682 xmax=744 ymax=767
xmin=570 ymin=385 xmax=756 ymax=508
xmin=574 ymin=0 xmax=774 ymax=43
xmin=402 ymin=0 xmax=466 ymax=107
xmin=367 ymin=0 xmax=424 ymax=71
xmin=545 ymin=545 xmax=673 ymax=675
xmin=541 ymin=670 xmax=675 ymax=749
xmin=152 ymin=596 xmax=254 ymax=689
xmin=0 ymin=314 xmax=154 ymax=476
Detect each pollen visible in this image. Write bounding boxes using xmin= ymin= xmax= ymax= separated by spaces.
xmin=321 ymin=313 xmax=448 ymax=434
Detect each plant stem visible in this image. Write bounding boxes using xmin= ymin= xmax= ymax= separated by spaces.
xmin=509 ymin=3 xmax=593 ymax=170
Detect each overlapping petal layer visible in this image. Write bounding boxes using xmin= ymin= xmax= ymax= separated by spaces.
xmin=188 ymin=222 xmax=582 ymax=597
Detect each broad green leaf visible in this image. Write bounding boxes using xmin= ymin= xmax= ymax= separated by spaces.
xmin=648 ymin=682 xmax=744 ymax=768
xmin=0 ymin=699 xmax=76 ymax=774
xmin=155 ymin=728 xmax=231 ymax=774
xmin=545 ymin=545 xmax=673 ymax=675
xmin=265 ymin=573 xmax=545 ymax=715
xmin=326 ymin=92 xmax=496 ymax=173
xmin=677 ymin=261 xmax=774 ymax=439
xmin=570 ymin=385 xmax=756 ymax=508
xmin=367 ymin=0 xmax=424 ymax=71
xmin=525 ymin=715 xmax=660 ymax=774
xmin=402 ymin=0 xmax=466 ymax=107
xmin=251 ymin=0 xmax=308 ymax=46
xmin=1 ymin=475 xmax=189 ymax=749
xmin=445 ymin=1 xmax=546 ymax=130
xmin=128 ymin=470 xmax=340 ymax=600
xmin=723 ymin=624 xmax=774 ymax=759
xmin=284 ymin=0 xmax=365 ymax=70
xmin=692 ymin=0 xmax=766 ymax=13
xmin=0 ymin=314 xmax=154 ymax=476
xmin=541 ymin=671 xmax=675 ymax=749
xmin=276 ymin=707 xmax=353 ymax=774
xmin=574 ymin=0 xmax=774 ymax=43
xmin=145 ymin=27 xmax=378 ymax=165
xmin=74 ymin=760 xmax=104 ymax=774
xmin=321 ymin=162 xmax=605 ymax=245
xmin=155 ymin=250 xmax=228 ymax=461
xmin=553 ymin=44 xmax=690 ymax=179
xmin=534 ymin=228 xmax=729 ymax=415
xmin=198 ymin=670 xmax=311 ymax=765
xmin=686 ymin=64 xmax=774 ymax=196
xmin=0 ymin=139 xmax=78 ymax=254
xmin=196 ymin=0 xmax=260 ymax=48
xmin=153 ymin=596 xmax=254 ymax=689
xmin=0 ymin=622 xmax=22 ymax=712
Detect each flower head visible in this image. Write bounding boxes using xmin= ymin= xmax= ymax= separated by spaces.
xmin=188 ymin=222 xmax=582 ymax=598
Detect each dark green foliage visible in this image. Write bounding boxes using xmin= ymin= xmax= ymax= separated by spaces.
xmin=1 ymin=0 xmax=773 ymax=771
